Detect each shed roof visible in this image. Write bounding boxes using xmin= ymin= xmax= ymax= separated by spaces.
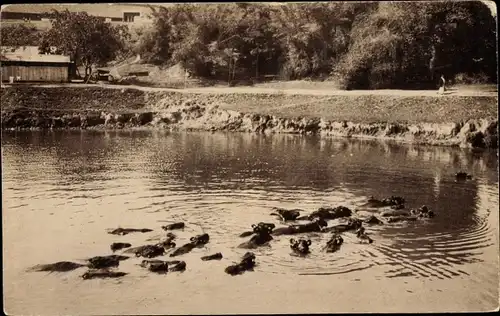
xmin=1 ymin=46 xmax=71 ymax=63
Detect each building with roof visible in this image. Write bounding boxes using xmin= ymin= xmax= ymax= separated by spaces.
xmin=0 ymin=4 xmax=156 ymax=24
xmin=1 ymin=46 xmax=74 ymax=83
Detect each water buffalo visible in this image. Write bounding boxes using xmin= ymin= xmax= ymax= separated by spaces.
xmin=27 ymin=261 xmax=87 ymax=273
xmin=385 ymin=216 xmax=419 ymax=223
xmin=296 ymin=206 xmax=353 ymax=221
xmin=165 ymin=232 xmax=177 ymax=240
xmin=239 ymin=222 xmax=276 ymax=237
xmin=201 ymin=253 xmax=223 ymax=261
xmin=107 ymin=228 xmax=153 ymax=236
xmin=390 ymin=204 xmax=405 ymax=210
xmin=225 ymin=252 xmax=256 ymax=276
xmin=142 ymin=245 xmax=169 ymax=258
xmin=380 ymin=206 xmax=435 ymax=223
xmin=169 ymin=261 xmax=187 ymax=272
xmin=161 ymin=222 xmax=185 ymax=231
xmin=140 ymin=259 xmax=182 ymax=268
xmin=125 ymin=243 xmax=174 ymax=258
xmin=324 ymin=234 xmax=344 ymax=253
xmin=322 ymin=218 xmax=363 ymax=234
xmin=270 ymin=207 xmax=302 ymax=221
xmin=238 ymin=224 xmax=274 ymax=249
xmin=272 ymin=218 xmax=328 ymax=236
xmin=381 ymin=210 xmax=412 ymax=217
xmin=81 ymin=269 xmax=128 ymax=280
xmin=147 ymin=232 xmax=177 ymax=243
xmin=364 ymin=215 xmax=384 ymax=225
xmin=290 ymin=238 xmax=312 ymax=256
xmin=169 ymin=233 xmax=210 ymax=257
xmin=146 ymin=261 xmax=169 ymax=274
xmin=363 ymin=196 xmax=405 ymax=208
xmin=410 ymin=205 xmax=435 ymax=218
xmin=191 ymin=233 xmax=210 ymax=245
xmin=110 ymin=242 xmax=132 ymax=252
xmin=157 ymin=238 xmax=177 ymax=249
xmin=356 ymin=227 xmax=373 ymax=244
xmin=87 ymin=255 xmax=129 ymax=269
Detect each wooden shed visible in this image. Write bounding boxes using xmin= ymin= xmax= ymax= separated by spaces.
xmin=1 ymin=46 xmax=73 ymax=83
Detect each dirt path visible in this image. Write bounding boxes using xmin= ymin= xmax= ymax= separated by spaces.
xmin=2 ymin=82 xmax=497 ymax=97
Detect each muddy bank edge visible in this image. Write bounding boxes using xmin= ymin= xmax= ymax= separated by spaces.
xmin=1 ymin=86 xmax=498 ymax=149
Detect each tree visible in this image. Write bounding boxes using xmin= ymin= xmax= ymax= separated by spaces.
xmin=39 ymin=10 xmax=130 ymax=78
xmin=134 ymin=2 xmax=496 ymax=86
xmin=0 ymin=23 xmax=42 ymax=53
xmin=138 ymin=3 xmax=281 ymax=81
xmin=137 ymin=4 xmax=197 ymax=66
xmin=272 ymin=2 xmax=370 ymax=79
xmin=333 ymin=1 xmax=497 ymax=89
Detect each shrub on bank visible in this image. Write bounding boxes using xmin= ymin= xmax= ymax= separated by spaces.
xmin=135 ymin=2 xmax=496 ymax=89
xmin=332 ymin=1 xmax=497 ymax=89
xmin=453 ymin=73 xmax=491 ymax=85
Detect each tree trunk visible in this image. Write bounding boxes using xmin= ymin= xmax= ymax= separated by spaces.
xmin=232 ymin=58 xmax=237 ymax=82
xmin=84 ymin=64 xmax=93 ymax=84
xmin=395 ymin=44 xmax=403 ymax=84
xmin=84 ymin=64 xmax=92 ymax=78
xmin=255 ymin=52 xmax=259 ymax=81
xmin=228 ymin=57 xmax=232 ymax=86
xmin=429 ymin=44 xmax=436 ymax=82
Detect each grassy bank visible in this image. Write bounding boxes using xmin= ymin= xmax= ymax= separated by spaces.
xmin=1 ymin=85 xmax=498 ymax=148
xmin=1 ymin=85 xmax=497 ymax=123
xmin=215 ymin=94 xmax=498 ymax=124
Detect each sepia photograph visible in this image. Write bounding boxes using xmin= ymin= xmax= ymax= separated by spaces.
xmin=1 ymin=1 xmax=498 ymax=314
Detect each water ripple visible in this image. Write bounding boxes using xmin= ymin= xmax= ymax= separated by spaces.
xmin=1 ymin=131 xmax=498 ymax=287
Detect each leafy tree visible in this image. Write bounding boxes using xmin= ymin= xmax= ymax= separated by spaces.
xmin=39 ymin=10 xmax=130 ymax=77
xmin=333 ymin=1 xmax=497 ymax=89
xmin=272 ymin=3 xmax=349 ymax=79
xmin=136 ymin=2 xmax=495 ymax=87
xmin=137 ymin=4 xmax=197 ymax=65
xmin=0 ymin=23 xmax=42 ymax=53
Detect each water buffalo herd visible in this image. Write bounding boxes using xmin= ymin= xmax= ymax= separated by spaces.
xmin=27 ymin=186 xmax=449 ymax=280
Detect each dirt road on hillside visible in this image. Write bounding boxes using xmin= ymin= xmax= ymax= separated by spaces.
xmin=1 ymin=82 xmax=497 ymax=97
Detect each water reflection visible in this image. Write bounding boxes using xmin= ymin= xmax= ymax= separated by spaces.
xmin=433 ymin=171 xmax=441 ymax=199
xmin=1 ymin=130 xmax=498 ymax=282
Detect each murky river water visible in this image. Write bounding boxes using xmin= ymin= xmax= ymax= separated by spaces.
xmin=2 ymin=130 xmax=499 ymax=314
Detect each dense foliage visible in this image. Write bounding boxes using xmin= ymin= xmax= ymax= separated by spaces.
xmin=38 ymin=10 xmax=130 ymax=77
xmin=2 ymin=2 xmax=496 ymax=88
xmin=137 ymin=2 xmax=496 ymax=88
xmin=137 ymin=3 xmax=371 ymax=81
xmin=0 ymin=24 xmax=42 ymax=49
xmin=333 ymin=1 xmax=498 ymax=89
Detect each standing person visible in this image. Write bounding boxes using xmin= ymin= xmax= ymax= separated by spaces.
xmin=438 ymin=75 xmax=446 ymax=95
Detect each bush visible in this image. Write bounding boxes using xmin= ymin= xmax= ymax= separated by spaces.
xmin=134 ymin=2 xmax=496 ymax=89
xmin=332 ymin=1 xmax=496 ymax=89
xmin=453 ymin=73 xmax=491 ymax=85
xmin=0 ymin=23 xmax=43 ymax=48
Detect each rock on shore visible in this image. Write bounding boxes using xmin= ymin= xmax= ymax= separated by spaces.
xmin=1 ymin=86 xmax=497 ymax=149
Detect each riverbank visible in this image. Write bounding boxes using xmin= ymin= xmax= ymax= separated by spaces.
xmin=1 ymin=85 xmax=498 ymax=148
